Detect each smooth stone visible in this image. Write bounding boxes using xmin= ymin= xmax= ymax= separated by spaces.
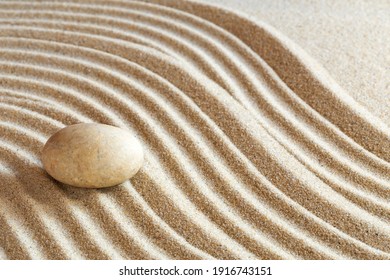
xmin=41 ymin=123 xmax=144 ymax=188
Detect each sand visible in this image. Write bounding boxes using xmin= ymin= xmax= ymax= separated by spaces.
xmin=0 ymin=0 xmax=389 ymax=260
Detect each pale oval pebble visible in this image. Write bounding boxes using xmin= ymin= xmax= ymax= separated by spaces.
xmin=41 ymin=123 xmax=144 ymax=188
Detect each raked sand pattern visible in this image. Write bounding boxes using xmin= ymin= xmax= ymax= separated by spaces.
xmin=0 ymin=0 xmax=389 ymax=260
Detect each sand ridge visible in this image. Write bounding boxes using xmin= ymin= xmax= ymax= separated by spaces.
xmin=0 ymin=0 xmax=389 ymax=259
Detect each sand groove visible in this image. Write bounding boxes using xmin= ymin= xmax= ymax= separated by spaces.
xmin=0 ymin=0 xmax=389 ymax=260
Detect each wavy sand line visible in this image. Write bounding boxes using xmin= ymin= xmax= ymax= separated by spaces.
xmin=0 ymin=42 xmax=388 ymax=258
xmin=1 ymin=3 xmax=387 ymax=196
xmin=1 ymin=48 xmax=386 ymax=260
xmin=0 ymin=0 xmax=389 ymax=259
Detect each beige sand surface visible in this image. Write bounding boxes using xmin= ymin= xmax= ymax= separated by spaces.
xmin=0 ymin=0 xmax=389 ymax=259
xmin=200 ymin=0 xmax=390 ymax=126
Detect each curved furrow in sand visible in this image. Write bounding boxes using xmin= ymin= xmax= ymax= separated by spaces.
xmin=1 ymin=15 xmax=388 ymax=186
xmin=0 ymin=195 xmax=46 ymax=259
xmin=5 ymin=48 xmax=390 ymax=256
xmin=0 ymin=140 xmax=114 ymax=259
xmin=1 ymin=124 xmax=211 ymax=259
xmin=0 ymin=104 xmax=221 ymax=260
xmin=0 ymin=121 xmax=139 ymax=259
xmin=156 ymin=0 xmax=390 ymax=161
xmin=0 ymin=62 xmax=292 ymax=259
xmin=9 ymin=1 xmax=386 ymax=168
xmin=1 ymin=3 xmax=388 ymax=178
xmin=2 ymin=120 xmax=195 ymax=259
xmin=0 ymin=50 xmax=386 ymax=258
xmin=0 ymin=10 xmax=387 ymax=211
xmin=1 ymin=27 xmax=388 ymax=230
xmin=0 ymin=54 xmax=368 ymax=258
xmin=0 ymin=75 xmax=262 ymax=258
xmin=0 ymin=47 xmax=390 ymax=258
xmin=0 ymin=104 xmax=216 ymax=260
xmin=0 ymin=1 xmax=388 ymax=155
xmin=0 ymin=100 xmax=219 ymax=258
xmin=0 ymin=92 xmax=90 ymax=125
xmin=0 ymin=0 xmax=388 ymax=259
xmin=0 ymin=104 xmax=185 ymax=259
xmin=0 ymin=44 xmax=386 ymax=258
